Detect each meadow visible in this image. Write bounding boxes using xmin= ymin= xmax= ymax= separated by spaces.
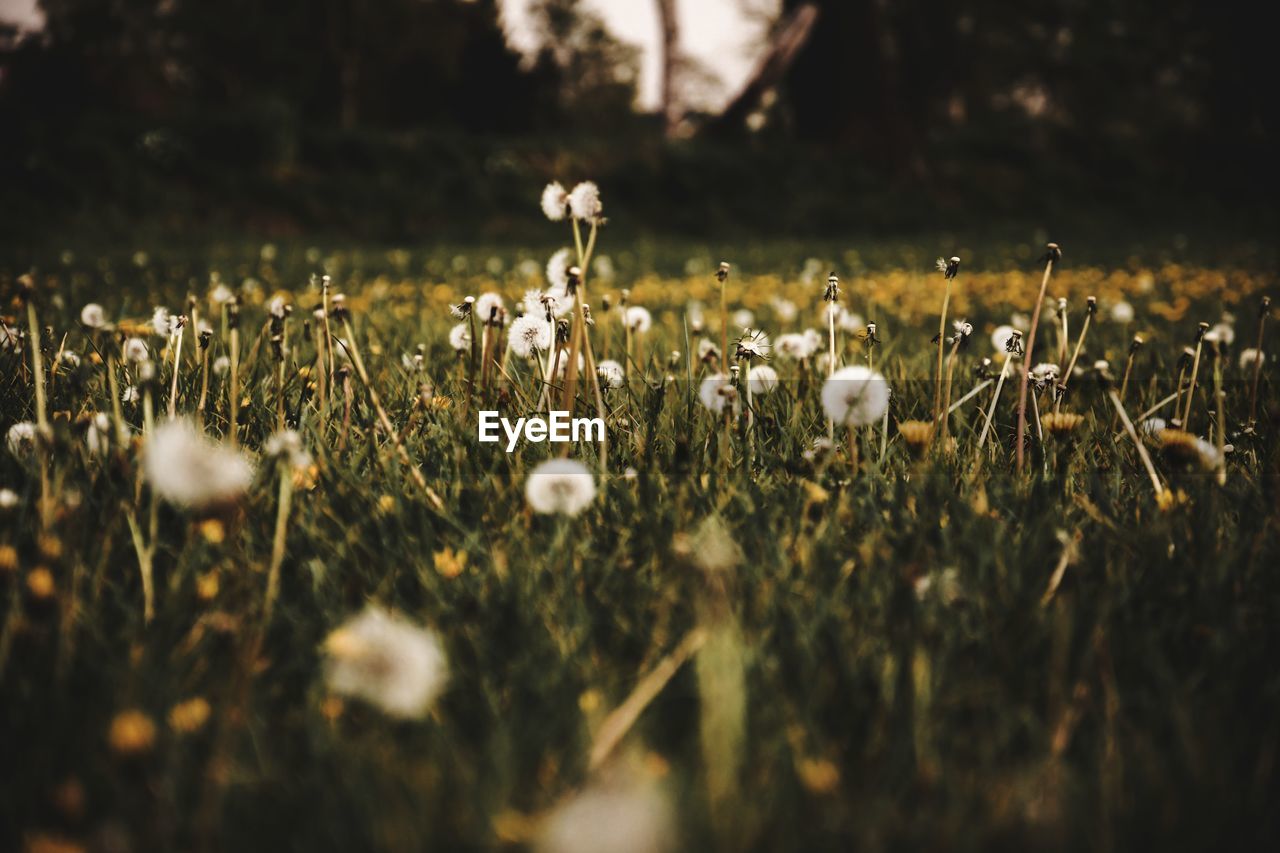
xmin=1 ymin=193 xmax=1277 ymax=852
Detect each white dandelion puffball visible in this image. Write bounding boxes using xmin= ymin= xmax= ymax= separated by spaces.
xmin=597 ymin=359 xmax=625 ymax=389
xmin=1030 ymin=362 xmax=1061 ymax=384
xmin=538 ymin=779 xmax=674 ymax=853
xmin=80 ymin=303 xmax=107 ymax=329
xmin=698 ymin=373 xmax=736 ymax=414
xmin=771 ymin=297 xmax=798 ymax=323
xmin=525 ymin=458 xmax=597 ymax=517
xmin=121 ymin=385 xmax=140 ymax=404
xmin=774 ymin=333 xmax=817 ymax=360
xmin=0 ymin=489 xmax=17 ymax=510
xmin=990 ymin=324 xmax=1018 ymax=353
xmin=541 ymin=181 xmax=569 ymax=221
xmin=86 ymin=413 xmax=113 ymax=456
xmin=822 ymin=366 xmax=890 ymax=426
xmin=210 ymin=283 xmax=234 ymax=305
xmin=475 ymin=292 xmax=505 ymax=325
xmin=522 ymin=289 xmax=550 ymax=319
xmin=265 ymin=429 xmax=312 ymax=471
xmin=732 ymin=308 xmax=755 ymax=329
xmin=6 ymin=422 xmax=37 ymax=459
xmin=625 ymin=306 xmax=652 ymax=334
xmin=749 ymin=364 xmax=779 ymax=395
xmin=1211 ymin=322 xmax=1235 ymax=347
xmin=568 ymin=181 xmax=603 ymax=222
xmin=323 ymin=606 xmax=448 ymax=720
xmin=151 ymin=306 xmax=175 ymax=338
xmin=552 ymin=352 xmax=586 ymax=378
xmin=144 ymin=419 xmax=254 ymax=509
xmin=212 ymin=355 xmax=230 ymax=376
xmin=123 ymin=337 xmax=149 ymax=363
xmin=1140 ymin=417 xmax=1167 ymax=437
xmin=1239 ymin=348 xmax=1265 ymax=370
xmin=448 ymin=323 xmax=472 ymax=352
xmin=508 ymin=314 xmax=552 ymax=358
xmin=546 ymin=247 xmax=573 ymax=292
xmin=824 ymin=303 xmax=865 ymax=332
xmin=1109 ymin=301 xmax=1135 ymax=324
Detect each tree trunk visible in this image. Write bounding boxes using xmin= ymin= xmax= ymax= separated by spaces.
xmin=655 ymin=0 xmax=680 ymax=135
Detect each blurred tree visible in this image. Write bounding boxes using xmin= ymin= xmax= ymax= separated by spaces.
xmin=528 ymin=0 xmax=640 ymax=127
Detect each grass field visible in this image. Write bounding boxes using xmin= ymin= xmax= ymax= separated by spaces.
xmin=1 ymin=224 xmax=1278 ymax=852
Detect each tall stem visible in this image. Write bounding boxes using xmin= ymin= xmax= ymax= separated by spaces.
xmin=1015 ymin=251 xmax=1058 ymax=473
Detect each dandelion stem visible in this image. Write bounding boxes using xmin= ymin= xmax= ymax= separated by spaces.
xmin=978 ymin=356 xmax=1012 ymax=450
xmin=1015 ymin=246 xmax=1059 ymax=473
xmin=933 ymin=278 xmax=953 ymax=424
xmin=168 ymin=323 xmax=184 ymax=420
xmin=25 ymin=294 xmax=52 ymax=530
xmin=1108 ymin=389 xmax=1164 ymax=497
xmin=1248 ymin=298 xmax=1269 ymax=429
xmin=263 ymin=461 xmax=295 ymax=628
xmin=1055 ymin=303 xmax=1094 ymax=415
xmin=1181 ymin=326 xmax=1208 ymax=430
xmin=229 ymin=308 xmax=240 ymax=447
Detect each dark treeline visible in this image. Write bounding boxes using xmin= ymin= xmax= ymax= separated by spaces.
xmin=0 ymin=0 xmax=1274 ymax=240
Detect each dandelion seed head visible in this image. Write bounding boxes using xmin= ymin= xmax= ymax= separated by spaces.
xmin=80 ymin=303 xmax=107 ymax=329
xmin=538 ymin=776 xmax=674 ymax=853
xmin=990 ymin=324 xmax=1018 ymax=354
xmin=1239 ymin=347 xmax=1265 ymax=370
xmin=541 ymin=181 xmax=569 ymax=221
xmin=774 ymin=332 xmax=817 ymax=360
xmin=6 ymin=422 xmax=37 ymax=459
xmin=265 ymin=429 xmax=312 ymax=470
xmin=698 ymin=373 xmax=736 ymax=415
xmin=151 ymin=307 xmax=175 ymax=338
xmin=567 ymin=181 xmax=603 ymax=222
xmin=525 ymin=458 xmax=597 ymax=516
xmin=323 ymin=606 xmax=448 ymax=720
xmin=476 ymin=292 xmax=505 ymax=326
xmin=144 ymin=419 xmax=254 ymax=510
xmin=597 ymin=359 xmax=625 ymax=389
xmin=821 ymin=366 xmax=890 ymax=426
xmin=448 ymin=323 xmax=472 ymax=352
xmin=625 ymin=306 xmax=652 ymax=334
xmin=507 ymin=314 xmax=552 ymax=358
xmin=749 ymin=364 xmax=779 ymax=394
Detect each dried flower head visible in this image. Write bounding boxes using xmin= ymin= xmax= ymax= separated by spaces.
xmin=80 ymin=303 xmax=107 ymax=329
xmin=625 ymin=306 xmax=652 ymax=334
xmin=596 ymin=360 xmax=625 ymax=389
xmin=1041 ymin=411 xmax=1086 ymax=436
xmin=897 ymin=419 xmax=934 ymax=452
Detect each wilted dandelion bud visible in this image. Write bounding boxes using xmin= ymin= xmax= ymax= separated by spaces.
xmin=1129 ymin=335 xmax=1144 ymax=354
xmin=80 ymin=303 xmax=107 ymax=329
xmin=541 ymin=181 xmax=569 ymax=221
xmin=824 ymin=272 xmax=840 ymax=302
xmin=1093 ymin=359 xmax=1114 ymax=386
xmin=667 ymin=350 xmax=681 ymax=368
xmin=897 ymin=420 xmax=934 ymax=454
xmin=525 ymin=458 xmax=597 ymax=516
xmin=330 ymin=293 xmax=349 ymax=322
xmin=821 ymin=366 xmax=890 ymax=426
xmin=450 ymin=297 xmax=474 ymax=320
xmin=1195 ymin=321 xmax=1210 ymax=341
xmin=1044 ymin=242 xmax=1062 ymax=263
xmin=602 ymin=294 xmax=613 ymax=312
xmin=936 ymin=256 xmax=960 ymax=279
xmin=1055 ymin=297 xmax=1068 ymax=317
xmin=991 ymin=325 xmax=1018 ymax=354
xmin=1086 ymin=296 xmax=1098 ymax=315
xmin=716 ymin=261 xmax=730 ymax=283
xmin=323 ymin=606 xmax=448 ymax=720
